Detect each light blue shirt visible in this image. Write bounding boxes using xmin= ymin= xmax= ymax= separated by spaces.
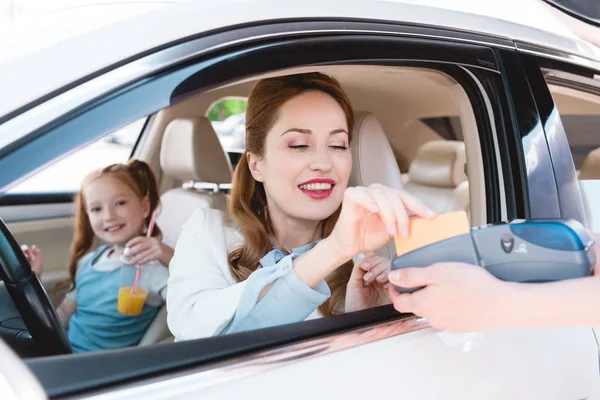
xmin=222 ymin=241 xmax=331 ymax=334
xmin=67 ymin=246 xmax=167 ymax=353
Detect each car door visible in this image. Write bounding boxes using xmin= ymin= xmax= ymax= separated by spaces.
xmin=1 ymin=14 xmax=599 ymax=400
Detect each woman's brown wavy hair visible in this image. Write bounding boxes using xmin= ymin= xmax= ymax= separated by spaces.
xmin=227 ymin=72 xmax=354 ymax=316
xmin=55 ymin=159 xmax=162 ymax=295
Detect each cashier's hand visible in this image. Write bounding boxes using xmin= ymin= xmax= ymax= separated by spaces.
xmin=387 ymin=262 xmax=512 ymax=333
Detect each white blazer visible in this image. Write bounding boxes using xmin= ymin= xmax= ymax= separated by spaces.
xmin=166 ymin=208 xmax=361 ymax=341
xmin=166 ymin=208 xmax=248 ymax=340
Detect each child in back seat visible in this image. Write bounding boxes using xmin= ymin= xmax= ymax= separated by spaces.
xmin=22 ymin=160 xmax=173 ymax=352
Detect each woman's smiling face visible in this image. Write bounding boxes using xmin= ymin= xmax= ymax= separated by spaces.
xmin=248 ymin=90 xmax=352 ymax=224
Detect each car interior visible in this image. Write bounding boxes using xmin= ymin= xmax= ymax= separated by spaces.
xmin=3 ymin=62 xmax=599 ymax=352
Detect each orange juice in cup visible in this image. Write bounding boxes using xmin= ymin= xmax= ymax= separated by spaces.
xmin=118 ymin=210 xmax=157 ymax=316
xmin=118 ymin=264 xmax=149 ymax=316
xmin=117 ymin=287 xmax=148 ymax=316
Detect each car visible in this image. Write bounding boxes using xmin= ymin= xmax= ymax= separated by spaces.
xmin=1 ymin=0 xmax=600 ymax=399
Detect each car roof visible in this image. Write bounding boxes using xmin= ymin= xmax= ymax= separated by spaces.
xmin=1 ymin=0 xmax=599 ymax=121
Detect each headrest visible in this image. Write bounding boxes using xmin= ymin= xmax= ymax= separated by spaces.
xmin=349 ymin=111 xmax=404 ymax=190
xmin=579 ymin=147 xmax=600 ymax=180
xmin=408 ymin=140 xmax=467 ymax=187
xmin=160 ymin=118 xmax=233 ymax=183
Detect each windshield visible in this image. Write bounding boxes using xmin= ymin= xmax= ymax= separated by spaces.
xmin=543 ymin=0 xmax=600 ymax=27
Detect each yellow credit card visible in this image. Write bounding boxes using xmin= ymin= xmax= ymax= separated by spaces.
xmin=394 ymin=210 xmax=470 ymax=256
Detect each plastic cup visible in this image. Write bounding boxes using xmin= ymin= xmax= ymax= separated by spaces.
xmin=117 ymin=265 xmax=149 ymax=316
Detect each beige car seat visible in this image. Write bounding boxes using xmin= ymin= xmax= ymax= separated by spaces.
xmin=578 ymin=147 xmax=600 ymax=180
xmin=138 ymin=117 xmax=233 ymax=346
xmin=403 ymin=140 xmax=469 ymax=215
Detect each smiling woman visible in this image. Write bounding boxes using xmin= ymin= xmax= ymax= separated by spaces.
xmin=165 ymin=72 xmax=436 ymax=340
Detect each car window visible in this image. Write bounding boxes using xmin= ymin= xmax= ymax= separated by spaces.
xmin=165 ymin=64 xmax=497 ymax=340
xmin=543 ymin=0 xmax=600 ymax=26
xmin=0 ymin=30 xmax=508 ymax=370
xmin=6 ymin=118 xmax=146 ymax=194
xmin=560 ymin=115 xmax=600 ymax=172
xmin=421 ymin=116 xmax=464 ymax=141
xmin=208 ymin=97 xmax=247 ymax=151
xmin=542 ymin=74 xmax=600 ymax=231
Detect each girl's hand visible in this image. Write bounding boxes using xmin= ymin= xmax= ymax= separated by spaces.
xmin=124 ymin=237 xmax=174 ymax=267
xmin=345 ymin=252 xmax=392 ymax=313
xmin=21 ymin=244 xmax=43 ymax=277
xmin=327 ymin=184 xmax=436 ymax=261
xmin=387 ymin=262 xmax=511 ymax=332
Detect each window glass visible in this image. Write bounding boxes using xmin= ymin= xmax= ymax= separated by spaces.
xmin=7 ymin=118 xmax=146 ymax=194
xmin=208 ymin=97 xmax=247 ymax=151
xmin=543 ymin=0 xmax=600 ymax=26
xmin=421 ymin=116 xmax=464 ymax=141
xmin=545 ymin=82 xmax=600 ymax=232
xmin=559 ymin=115 xmax=600 ymax=172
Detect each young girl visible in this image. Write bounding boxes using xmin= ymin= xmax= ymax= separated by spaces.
xmin=22 ymin=160 xmax=173 ymax=353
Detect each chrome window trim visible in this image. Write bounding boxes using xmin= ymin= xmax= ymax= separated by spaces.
xmin=73 ymin=316 xmax=429 ymax=400
xmin=0 ymin=25 xmax=512 ymax=151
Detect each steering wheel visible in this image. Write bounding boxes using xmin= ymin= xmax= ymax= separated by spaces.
xmin=0 ymin=218 xmax=72 ymax=356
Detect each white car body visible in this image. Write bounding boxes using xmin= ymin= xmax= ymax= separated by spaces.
xmin=0 ymin=1 xmax=600 ymax=399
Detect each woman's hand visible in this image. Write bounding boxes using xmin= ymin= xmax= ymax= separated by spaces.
xmin=345 ymin=252 xmax=392 ymax=313
xmin=326 ymin=184 xmax=436 ymax=261
xmin=124 ymin=237 xmax=174 ymax=267
xmin=21 ymin=244 xmax=43 ymax=277
xmin=387 ymin=262 xmax=513 ymax=332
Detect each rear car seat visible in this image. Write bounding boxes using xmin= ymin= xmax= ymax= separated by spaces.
xmin=138 ymin=117 xmax=233 ymax=346
xmin=403 ymin=140 xmax=469 ymax=215
xmin=156 ymin=117 xmax=233 ymax=248
xmin=578 ymin=147 xmax=600 ymax=180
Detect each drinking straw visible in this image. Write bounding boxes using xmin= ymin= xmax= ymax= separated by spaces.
xmin=131 ymin=210 xmax=158 ymax=294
